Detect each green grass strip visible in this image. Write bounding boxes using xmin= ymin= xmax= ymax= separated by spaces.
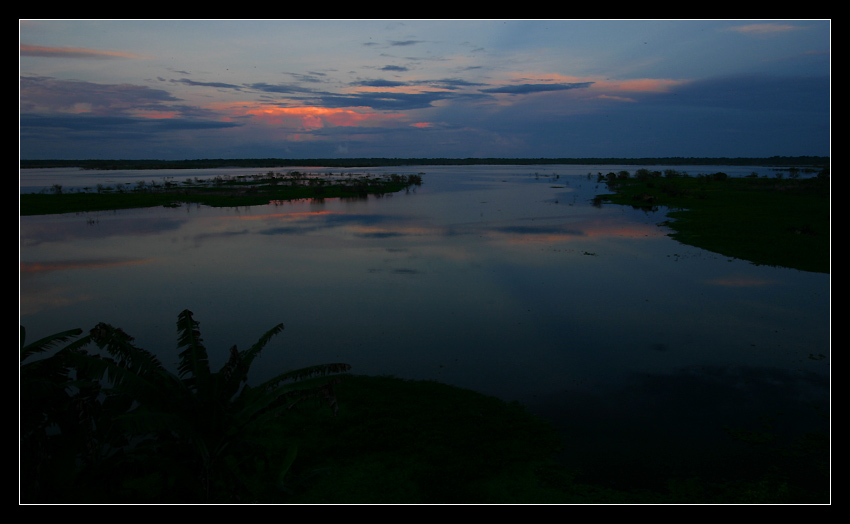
xmin=598 ymin=174 xmax=829 ymax=273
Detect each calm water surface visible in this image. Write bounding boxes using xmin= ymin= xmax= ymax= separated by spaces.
xmin=20 ymin=164 xmax=830 ymax=488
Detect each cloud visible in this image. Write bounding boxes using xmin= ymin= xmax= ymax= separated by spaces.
xmin=171 ymin=78 xmax=244 ymax=90
xmin=388 ymin=40 xmax=426 ymax=46
xmin=246 ymin=82 xmax=321 ymax=95
xmin=212 ymin=103 xmax=407 ymax=130
xmin=351 ymin=79 xmax=409 ymax=88
xmin=19 ymin=111 xmax=245 ymax=160
xmin=19 ymin=75 xmax=243 ymax=155
xmin=20 ymin=75 xmax=181 ymax=116
xmin=17 ymin=20 xmax=829 ymax=160
xmin=479 ymin=82 xmax=594 ymax=95
xmin=596 ymin=78 xmax=688 ymax=93
xmin=316 ymin=90 xmax=455 ymax=110
xmin=723 ymin=23 xmax=803 ymax=35
xmin=659 ymin=74 xmax=829 ymax=113
xmin=429 ymin=78 xmax=487 ymax=90
xmin=246 ymin=79 xmax=470 ymax=111
xmin=20 ymin=113 xmax=241 ymax=134
xmin=20 ymin=44 xmax=151 ymax=60
xmin=285 ymin=72 xmax=330 ymax=83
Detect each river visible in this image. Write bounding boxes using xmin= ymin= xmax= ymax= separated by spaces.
xmin=20 ymin=163 xmax=830 ymax=492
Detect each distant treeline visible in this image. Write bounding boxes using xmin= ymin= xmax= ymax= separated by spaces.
xmin=20 ymin=156 xmax=829 ymax=170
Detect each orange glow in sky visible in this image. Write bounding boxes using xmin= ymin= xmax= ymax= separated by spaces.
xmin=212 ymin=102 xmax=407 ymax=130
xmin=19 ymin=20 xmax=829 ymax=159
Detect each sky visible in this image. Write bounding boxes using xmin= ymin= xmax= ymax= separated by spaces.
xmin=19 ymin=19 xmax=831 ymax=160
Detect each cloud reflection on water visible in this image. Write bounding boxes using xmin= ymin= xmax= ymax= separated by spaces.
xmin=19 ymin=166 xmax=828 ymax=416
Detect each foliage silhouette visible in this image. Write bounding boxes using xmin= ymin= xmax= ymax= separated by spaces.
xmin=20 ymin=326 xmax=97 ymax=502
xmin=20 ymin=310 xmax=351 ymax=502
xmin=21 ymin=318 xmax=828 ymax=503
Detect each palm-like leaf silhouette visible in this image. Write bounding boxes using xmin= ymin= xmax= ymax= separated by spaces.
xmin=21 ymin=326 xmax=97 ymax=501
xmin=21 ymin=326 xmax=92 ymax=419
xmin=79 ymin=309 xmax=351 ymax=501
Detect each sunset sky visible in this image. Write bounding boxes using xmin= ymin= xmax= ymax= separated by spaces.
xmin=19 ymin=19 xmax=830 ymax=160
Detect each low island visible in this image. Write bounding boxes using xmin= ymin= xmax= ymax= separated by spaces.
xmin=595 ymin=168 xmax=830 ymax=274
xmin=20 ymin=170 xmax=423 ymax=216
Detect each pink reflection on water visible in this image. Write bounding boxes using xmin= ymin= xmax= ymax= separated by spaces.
xmin=704 ymin=276 xmax=775 ymax=287
xmin=20 ymin=258 xmax=154 ymax=275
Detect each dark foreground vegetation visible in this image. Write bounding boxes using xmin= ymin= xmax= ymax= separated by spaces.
xmin=594 ymin=168 xmax=830 ymax=274
xmin=20 ymin=171 xmax=422 ymax=216
xmin=21 ymin=156 xmax=829 ymax=170
xmin=21 ymin=312 xmax=828 ymax=503
xmin=21 ymin=311 xmax=351 ymax=504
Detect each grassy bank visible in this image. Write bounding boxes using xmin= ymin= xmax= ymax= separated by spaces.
xmin=20 ymin=171 xmax=422 ymax=216
xmin=596 ymin=170 xmax=830 ymax=273
xmin=22 ymin=336 xmax=827 ymax=503
xmin=258 ymin=374 xmax=827 ymax=503
xmin=276 ymin=374 xmax=579 ymax=504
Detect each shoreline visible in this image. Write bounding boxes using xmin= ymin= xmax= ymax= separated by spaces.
xmin=597 ymin=171 xmax=830 ymax=274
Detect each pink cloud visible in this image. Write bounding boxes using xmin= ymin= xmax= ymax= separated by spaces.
xmin=493 ymin=72 xmax=689 ymax=100
xmin=724 ymin=23 xmax=801 ymax=35
xmin=212 ymin=103 xmax=407 ymax=130
xmin=20 ymin=44 xmax=151 ymax=59
xmin=596 ymin=78 xmax=689 ymax=93
xmin=596 ymin=94 xmax=637 ymax=103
